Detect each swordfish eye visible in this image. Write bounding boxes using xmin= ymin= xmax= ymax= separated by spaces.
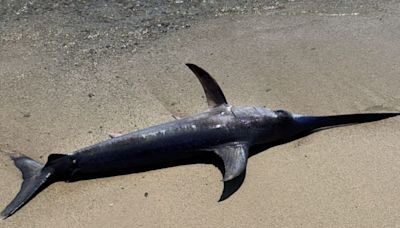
xmin=274 ymin=110 xmax=294 ymax=122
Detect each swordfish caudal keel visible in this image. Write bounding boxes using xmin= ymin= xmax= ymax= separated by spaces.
xmin=2 ymin=63 xmax=399 ymax=219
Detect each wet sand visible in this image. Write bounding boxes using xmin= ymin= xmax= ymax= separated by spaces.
xmin=1 ymin=1 xmax=400 ymax=227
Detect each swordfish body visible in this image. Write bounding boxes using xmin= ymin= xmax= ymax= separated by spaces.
xmin=70 ymin=105 xmax=272 ymax=178
xmin=1 ymin=64 xmax=399 ymax=219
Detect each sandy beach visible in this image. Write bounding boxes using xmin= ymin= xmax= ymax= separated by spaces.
xmin=1 ymin=1 xmax=399 ymax=227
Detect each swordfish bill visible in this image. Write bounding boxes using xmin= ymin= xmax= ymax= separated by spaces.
xmin=1 ymin=63 xmax=399 ymax=219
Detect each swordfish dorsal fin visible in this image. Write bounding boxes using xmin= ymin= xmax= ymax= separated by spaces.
xmin=213 ymin=142 xmax=249 ymax=181
xmin=185 ymin=63 xmax=227 ymax=108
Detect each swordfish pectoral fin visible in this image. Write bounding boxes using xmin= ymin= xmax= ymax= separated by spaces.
xmin=185 ymin=63 xmax=228 ymax=108
xmin=213 ymin=142 xmax=249 ymax=182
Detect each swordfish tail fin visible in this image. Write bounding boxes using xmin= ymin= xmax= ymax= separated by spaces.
xmin=293 ymin=112 xmax=400 ymax=132
xmin=1 ymin=155 xmax=54 ymax=219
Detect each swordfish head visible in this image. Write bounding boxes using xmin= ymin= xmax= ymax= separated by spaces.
xmin=210 ymin=106 xmax=298 ymax=145
xmin=185 ymin=63 xmax=399 ymax=182
xmin=235 ymin=107 xmax=400 ymax=145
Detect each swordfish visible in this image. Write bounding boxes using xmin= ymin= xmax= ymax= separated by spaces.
xmin=1 ymin=63 xmax=399 ymax=219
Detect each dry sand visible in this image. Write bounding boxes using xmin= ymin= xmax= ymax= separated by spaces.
xmin=1 ymin=2 xmax=400 ymax=228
